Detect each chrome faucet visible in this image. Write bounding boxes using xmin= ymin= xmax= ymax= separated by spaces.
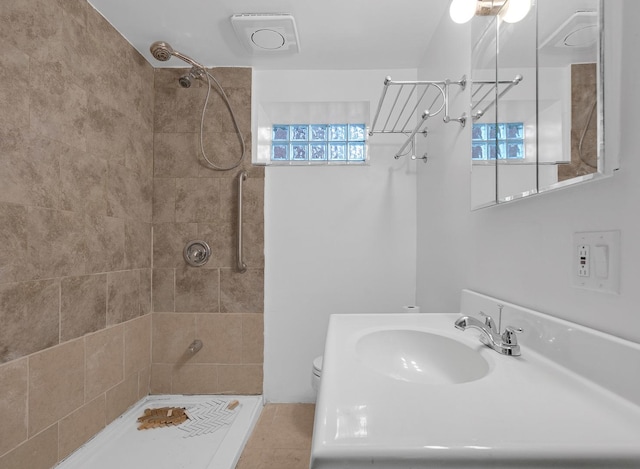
xmin=454 ymin=312 xmax=522 ymax=356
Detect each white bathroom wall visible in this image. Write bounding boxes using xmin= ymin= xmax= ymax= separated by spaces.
xmin=416 ymin=0 xmax=640 ymax=343
xmin=257 ymin=69 xmax=418 ymax=402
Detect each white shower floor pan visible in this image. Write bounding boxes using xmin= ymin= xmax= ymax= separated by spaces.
xmin=57 ymin=395 xmax=263 ymax=469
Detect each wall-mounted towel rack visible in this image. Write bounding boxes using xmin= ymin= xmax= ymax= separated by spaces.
xmin=472 ymin=74 xmax=523 ymax=122
xmin=369 ymin=75 xmax=467 ymax=161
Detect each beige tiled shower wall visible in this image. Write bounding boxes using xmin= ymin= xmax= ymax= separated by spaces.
xmin=0 ymin=0 xmax=154 ymax=467
xmin=0 ymin=2 xmax=263 ymax=467
xmin=151 ymin=68 xmax=264 ymax=395
xmin=557 ymin=62 xmax=598 ymax=182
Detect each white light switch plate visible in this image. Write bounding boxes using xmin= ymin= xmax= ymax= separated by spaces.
xmin=572 ymin=231 xmax=621 ymax=294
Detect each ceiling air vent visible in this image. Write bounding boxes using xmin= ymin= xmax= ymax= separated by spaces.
xmin=230 ymin=14 xmax=300 ymax=54
xmin=540 ymin=11 xmax=598 ymax=50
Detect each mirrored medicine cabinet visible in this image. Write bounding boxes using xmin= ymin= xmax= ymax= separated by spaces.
xmin=470 ymin=0 xmax=619 ymax=210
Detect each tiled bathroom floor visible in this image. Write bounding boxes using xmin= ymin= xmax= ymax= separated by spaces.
xmin=236 ymin=404 xmax=315 ymax=469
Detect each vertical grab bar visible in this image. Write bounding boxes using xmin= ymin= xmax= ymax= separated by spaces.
xmin=237 ymin=171 xmax=247 ymax=273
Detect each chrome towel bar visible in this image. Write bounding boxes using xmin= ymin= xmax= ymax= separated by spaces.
xmin=472 ymin=74 xmax=523 ymax=121
xmin=369 ymin=75 xmax=466 ymax=161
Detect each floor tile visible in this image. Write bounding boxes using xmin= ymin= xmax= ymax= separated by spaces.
xmin=237 ymin=403 xmax=315 ymax=469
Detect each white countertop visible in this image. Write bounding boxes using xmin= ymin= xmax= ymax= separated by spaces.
xmin=311 ymin=313 xmax=640 ymax=468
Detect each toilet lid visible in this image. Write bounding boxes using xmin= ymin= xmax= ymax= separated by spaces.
xmin=312 ymin=355 xmax=323 ymax=373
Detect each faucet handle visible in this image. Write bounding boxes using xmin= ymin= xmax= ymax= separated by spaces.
xmin=501 ymin=326 xmax=523 ymax=345
xmin=479 ymin=311 xmax=498 ymax=334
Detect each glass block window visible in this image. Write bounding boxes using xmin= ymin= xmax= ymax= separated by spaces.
xmin=472 ymin=122 xmax=525 ymax=160
xmin=271 ymin=124 xmax=367 ymax=163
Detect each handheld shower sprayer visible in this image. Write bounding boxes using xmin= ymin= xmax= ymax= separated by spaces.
xmin=149 ymin=41 xmax=207 ymax=71
xmin=150 ymin=41 xmax=207 ymax=87
xmin=149 ymin=41 xmax=174 ymax=62
xmin=148 ymin=40 xmax=247 ymax=171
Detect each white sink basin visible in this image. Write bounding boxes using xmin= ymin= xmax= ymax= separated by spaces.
xmin=311 ymin=305 xmax=640 ymax=469
xmin=355 ymin=329 xmax=489 ymax=385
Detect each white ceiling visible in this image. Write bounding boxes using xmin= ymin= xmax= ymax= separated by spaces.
xmin=88 ymin=0 xmax=449 ymax=70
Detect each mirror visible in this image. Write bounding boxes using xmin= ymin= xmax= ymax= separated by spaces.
xmin=470 ymin=14 xmax=498 ymax=209
xmin=471 ymin=0 xmax=611 ymax=210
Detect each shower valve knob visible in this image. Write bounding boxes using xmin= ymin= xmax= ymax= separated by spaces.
xmin=184 ymin=240 xmax=211 ymax=267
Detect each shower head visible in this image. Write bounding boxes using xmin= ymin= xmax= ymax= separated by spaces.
xmin=178 ymin=74 xmax=193 ymax=88
xmin=149 ymin=40 xmax=208 ymax=71
xmin=150 ymin=41 xmax=174 ymax=62
xmin=178 ymin=67 xmax=205 ymax=88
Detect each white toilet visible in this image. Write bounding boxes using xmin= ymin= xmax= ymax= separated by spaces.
xmin=311 ymin=355 xmax=323 ymax=396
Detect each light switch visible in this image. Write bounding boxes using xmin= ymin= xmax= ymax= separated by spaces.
xmin=572 ymin=230 xmax=620 ymax=294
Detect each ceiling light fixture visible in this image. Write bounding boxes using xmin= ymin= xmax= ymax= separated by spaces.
xmin=449 ymin=0 xmax=531 ymax=24
xmin=501 ymin=0 xmax=532 ymax=23
xmin=449 ymin=0 xmax=478 ymax=24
